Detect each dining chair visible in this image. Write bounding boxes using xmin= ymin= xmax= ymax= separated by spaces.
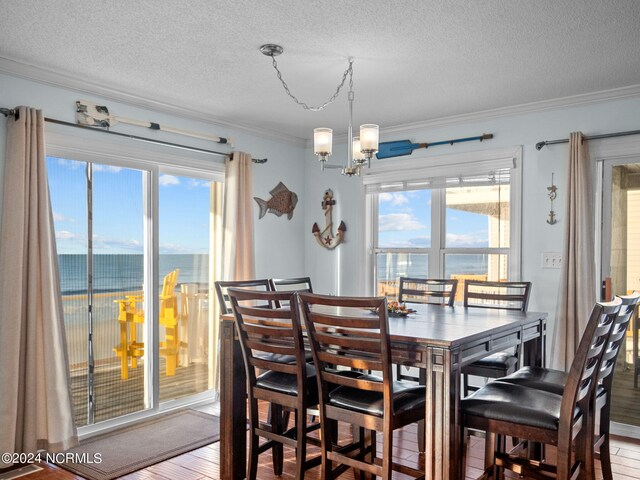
xmin=396 ymin=277 xmax=457 ymax=383
xmin=462 ymin=280 xmax=532 ymax=395
xmin=227 ymin=287 xmax=322 ymax=480
xmin=295 ymin=291 xmax=426 ymax=480
xmin=497 ymin=292 xmax=640 ymax=480
xmin=398 ymin=277 xmax=458 ymax=306
xmin=460 ymin=298 xmax=622 ymax=480
xmin=269 ymin=276 xmax=313 ymax=308
xmin=214 ymin=278 xmax=272 ymax=315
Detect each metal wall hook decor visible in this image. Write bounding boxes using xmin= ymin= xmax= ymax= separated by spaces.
xmin=312 ymin=189 xmax=346 ymax=249
xmin=547 ymin=173 xmax=558 ymax=225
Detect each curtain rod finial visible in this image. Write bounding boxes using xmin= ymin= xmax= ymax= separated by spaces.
xmin=536 ymin=141 xmax=546 ymax=150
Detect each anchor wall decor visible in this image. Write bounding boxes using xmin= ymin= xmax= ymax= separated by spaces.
xmin=312 ymin=189 xmax=346 ymax=249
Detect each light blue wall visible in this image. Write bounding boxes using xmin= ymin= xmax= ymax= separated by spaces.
xmin=0 ymin=73 xmax=308 ymax=279
xmin=303 ymin=95 xmax=640 ymax=354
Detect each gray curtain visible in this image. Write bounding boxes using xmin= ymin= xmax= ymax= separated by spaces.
xmin=552 ymin=132 xmax=596 ymax=370
xmin=222 ymin=152 xmax=255 ymax=281
xmin=0 ymin=107 xmax=77 ymax=462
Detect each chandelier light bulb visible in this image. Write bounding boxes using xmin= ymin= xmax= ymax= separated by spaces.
xmin=359 ymin=124 xmax=379 ymax=153
xmin=314 ymin=128 xmax=333 ymax=158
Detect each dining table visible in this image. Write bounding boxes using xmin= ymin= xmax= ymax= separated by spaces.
xmin=219 ymin=302 xmax=547 ymax=480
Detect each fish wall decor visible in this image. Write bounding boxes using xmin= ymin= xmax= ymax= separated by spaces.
xmin=312 ymin=189 xmax=346 ymax=249
xmin=254 ymin=182 xmax=298 ymax=220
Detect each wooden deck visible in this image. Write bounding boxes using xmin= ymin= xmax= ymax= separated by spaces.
xmin=70 ymin=361 xmax=209 ymax=426
xmin=611 ymin=362 xmax=640 ymax=427
xmin=8 ymin=401 xmax=640 ymax=480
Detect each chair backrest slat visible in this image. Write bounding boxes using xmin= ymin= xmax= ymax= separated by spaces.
xmin=215 ymin=279 xmax=272 ymax=314
xmin=464 ymin=280 xmax=532 ymax=312
xmin=399 ymin=277 xmax=458 ymax=306
xmin=269 ymin=277 xmax=313 ymax=308
xmin=559 ymin=298 xmax=621 ymax=436
xmin=228 ymin=288 xmax=305 ymax=387
xmin=295 ymin=292 xmax=397 ymax=414
xmin=598 ymin=292 xmax=640 ymax=385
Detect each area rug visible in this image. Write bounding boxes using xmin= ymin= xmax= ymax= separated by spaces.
xmin=58 ymin=409 xmax=219 ymax=480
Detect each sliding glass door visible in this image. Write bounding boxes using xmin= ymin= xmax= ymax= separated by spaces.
xmin=47 ymin=156 xmax=221 ymax=429
xmin=48 ymin=157 xmax=148 ymax=426
xmin=600 ymin=157 xmax=640 ymax=437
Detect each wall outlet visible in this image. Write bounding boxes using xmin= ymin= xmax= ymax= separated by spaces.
xmin=542 ymin=252 xmax=563 ymax=269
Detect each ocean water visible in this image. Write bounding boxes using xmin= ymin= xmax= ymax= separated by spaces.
xmin=377 ymin=253 xmax=489 ymax=280
xmin=58 ymin=254 xmax=209 ymax=295
xmin=59 ymin=253 xmax=488 ymax=295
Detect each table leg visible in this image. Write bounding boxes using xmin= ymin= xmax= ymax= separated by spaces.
xmin=220 ymin=318 xmax=247 ymax=480
xmin=425 ymin=346 xmax=456 ymax=480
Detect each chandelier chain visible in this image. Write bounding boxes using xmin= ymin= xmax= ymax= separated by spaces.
xmin=270 ymin=56 xmax=354 ymax=112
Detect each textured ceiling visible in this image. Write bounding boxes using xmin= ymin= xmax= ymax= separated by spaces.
xmin=1 ymin=0 xmax=639 ymax=140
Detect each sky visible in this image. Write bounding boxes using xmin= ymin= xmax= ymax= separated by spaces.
xmin=47 ymin=156 xmax=211 ymax=255
xmin=377 ymin=189 xmax=494 ymax=249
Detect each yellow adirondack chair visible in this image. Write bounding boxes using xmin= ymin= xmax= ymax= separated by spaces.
xmin=113 ymin=269 xmax=181 ymax=379
xmin=159 ymin=269 xmax=181 ymax=376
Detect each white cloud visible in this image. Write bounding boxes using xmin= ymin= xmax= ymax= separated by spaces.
xmin=56 ymin=230 xmax=77 ymax=240
xmin=159 ymin=242 xmax=188 ymax=254
xmin=445 ymin=233 xmax=489 ymax=248
xmin=159 ymin=174 xmax=180 ymax=186
xmin=93 ymin=234 xmax=142 ymax=251
xmin=408 ymin=236 xmax=430 ymax=247
xmin=57 ymin=158 xmax=84 ymax=170
xmin=379 ymin=192 xmax=409 ymax=206
xmin=379 ymin=213 xmax=426 ymax=232
xmin=93 ymin=164 xmax=123 ymax=173
xmin=188 ymin=179 xmax=210 ymax=188
xmin=53 ymin=212 xmax=75 ymax=223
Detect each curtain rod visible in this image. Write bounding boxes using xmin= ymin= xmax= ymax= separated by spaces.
xmin=0 ymin=107 xmax=267 ymax=164
xmin=536 ymin=129 xmax=640 ymax=151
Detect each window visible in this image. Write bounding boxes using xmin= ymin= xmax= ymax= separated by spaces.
xmin=365 ymin=147 xmax=522 ymax=301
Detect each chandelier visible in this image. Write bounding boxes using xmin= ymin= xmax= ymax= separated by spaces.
xmin=260 ymin=44 xmax=379 ymax=176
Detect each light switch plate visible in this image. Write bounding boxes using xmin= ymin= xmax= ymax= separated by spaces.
xmin=542 ymin=252 xmax=563 ymax=269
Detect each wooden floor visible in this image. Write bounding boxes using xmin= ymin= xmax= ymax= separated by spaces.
xmin=7 ymin=401 xmax=640 ymax=480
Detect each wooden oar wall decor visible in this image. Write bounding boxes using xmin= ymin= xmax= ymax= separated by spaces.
xmin=75 ymin=100 xmax=233 ymax=146
xmin=375 ymin=133 xmax=493 ymax=160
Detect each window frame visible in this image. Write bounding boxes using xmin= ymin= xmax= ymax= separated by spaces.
xmin=363 ymin=146 xmax=523 ymax=297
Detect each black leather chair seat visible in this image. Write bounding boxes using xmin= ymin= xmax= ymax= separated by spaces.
xmin=498 ymin=367 xmax=606 ymax=401
xmin=328 ymin=374 xmax=426 ymax=417
xmin=255 ymin=351 xmax=314 ymax=364
xmin=498 ymin=366 xmax=567 ymax=394
xmin=470 ymin=351 xmax=518 ymax=371
xmin=462 ymin=381 xmax=581 ymax=430
xmin=256 ymin=363 xmax=317 ymax=401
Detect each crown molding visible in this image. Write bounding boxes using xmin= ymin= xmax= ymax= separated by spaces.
xmin=4 ymin=56 xmax=639 ymax=150
xmin=0 ymin=56 xmax=307 ymax=148
xmin=380 ymin=84 xmax=640 ymax=136
xmin=321 ymin=84 xmax=640 ymax=148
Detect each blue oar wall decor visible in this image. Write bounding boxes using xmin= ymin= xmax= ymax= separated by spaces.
xmin=375 ymin=133 xmax=493 ymax=160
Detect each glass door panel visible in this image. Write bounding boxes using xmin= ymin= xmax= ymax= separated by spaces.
xmin=48 ymin=157 xmax=90 ymax=427
xmin=92 ymin=165 xmax=146 ymax=422
xmin=47 ymin=156 xmax=148 ymax=426
xmin=158 ymin=173 xmax=215 ymax=402
xmin=601 ymin=160 xmax=640 ymax=431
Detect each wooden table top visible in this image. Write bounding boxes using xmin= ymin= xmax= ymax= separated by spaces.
xmin=222 ymin=303 xmax=547 ymax=349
